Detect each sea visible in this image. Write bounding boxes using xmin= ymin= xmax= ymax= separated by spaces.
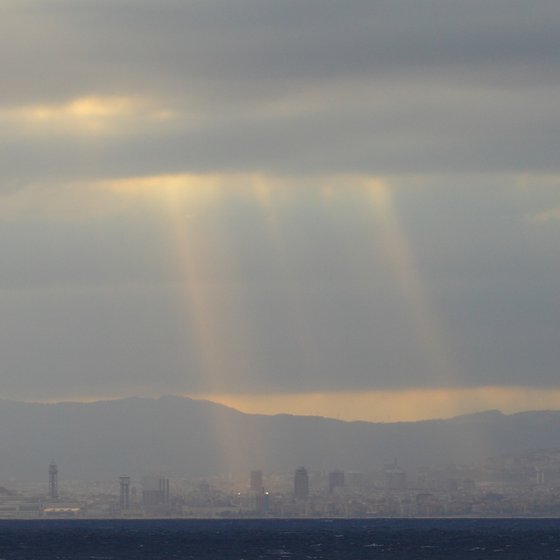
xmin=1 ymin=518 xmax=560 ymax=559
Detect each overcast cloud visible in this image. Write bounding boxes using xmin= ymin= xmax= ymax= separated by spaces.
xmin=1 ymin=1 xmax=559 ymax=406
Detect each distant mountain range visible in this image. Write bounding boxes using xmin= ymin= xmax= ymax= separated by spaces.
xmin=1 ymin=396 xmax=560 ymax=481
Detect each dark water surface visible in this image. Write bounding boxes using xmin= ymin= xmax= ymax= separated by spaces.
xmin=1 ymin=518 xmax=560 ymax=559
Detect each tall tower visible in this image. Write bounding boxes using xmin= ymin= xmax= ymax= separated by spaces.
xmin=294 ymin=467 xmax=309 ymax=500
xmin=141 ymin=475 xmax=170 ymax=506
xmin=48 ymin=461 xmax=59 ymax=500
xmin=119 ymin=476 xmax=131 ymax=511
xmin=328 ymin=470 xmax=345 ymax=494
xmin=158 ymin=477 xmax=170 ymax=504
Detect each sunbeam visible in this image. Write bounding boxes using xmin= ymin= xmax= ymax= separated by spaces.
xmin=249 ymin=176 xmax=321 ymax=389
xmin=108 ymin=174 xmax=254 ymax=474
xmin=364 ymin=179 xmax=457 ymax=388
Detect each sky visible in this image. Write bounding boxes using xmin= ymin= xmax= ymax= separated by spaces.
xmin=1 ymin=0 xmax=560 ymax=422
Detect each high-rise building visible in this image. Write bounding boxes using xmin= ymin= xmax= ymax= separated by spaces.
xmin=294 ymin=467 xmax=309 ymax=500
xmin=48 ymin=461 xmax=58 ymax=500
xmin=250 ymin=470 xmax=264 ymax=493
xmin=328 ymin=470 xmax=345 ymax=494
xmin=119 ymin=476 xmax=131 ymax=510
xmin=142 ymin=475 xmax=170 ymax=506
xmin=159 ymin=477 xmax=170 ymax=504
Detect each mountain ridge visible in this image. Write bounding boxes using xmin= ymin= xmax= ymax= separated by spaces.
xmin=1 ymin=396 xmax=560 ymax=481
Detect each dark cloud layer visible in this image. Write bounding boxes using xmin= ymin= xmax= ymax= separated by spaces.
xmin=1 ymin=1 xmax=560 ymax=181
xmin=4 ymin=1 xmax=559 ymax=99
xmin=1 ymin=2 xmax=560 ymax=401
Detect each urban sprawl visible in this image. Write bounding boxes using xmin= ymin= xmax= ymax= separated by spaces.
xmin=3 ymin=450 xmax=560 ymax=518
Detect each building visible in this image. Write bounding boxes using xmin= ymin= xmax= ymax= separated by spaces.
xmin=294 ymin=467 xmax=309 ymax=500
xmin=48 ymin=461 xmax=58 ymax=501
xmin=328 ymin=470 xmax=345 ymax=494
xmin=142 ymin=476 xmax=170 ymax=506
xmin=119 ymin=476 xmax=131 ymax=511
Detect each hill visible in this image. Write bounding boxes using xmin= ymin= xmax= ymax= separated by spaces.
xmin=1 ymin=397 xmax=560 ymax=480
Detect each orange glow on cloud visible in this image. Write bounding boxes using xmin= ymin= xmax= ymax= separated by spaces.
xmin=2 ymin=96 xmax=171 ymax=133
xmin=33 ymin=387 xmax=560 ymax=423
xmin=191 ymin=387 xmax=560 ymax=423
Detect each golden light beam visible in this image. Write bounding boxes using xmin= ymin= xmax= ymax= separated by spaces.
xmin=364 ymin=179 xmax=457 ymax=386
xmin=107 ymin=174 xmax=254 ymax=474
xmin=249 ymin=176 xmax=321 ymax=383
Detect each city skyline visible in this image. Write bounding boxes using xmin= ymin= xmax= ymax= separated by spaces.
xmin=5 ymin=447 xmax=560 ymax=520
xmin=1 ymin=1 xmax=560 ymax=422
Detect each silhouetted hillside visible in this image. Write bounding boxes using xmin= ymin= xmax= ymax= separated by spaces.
xmin=1 ymin=397 xmax=560 ymax=480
